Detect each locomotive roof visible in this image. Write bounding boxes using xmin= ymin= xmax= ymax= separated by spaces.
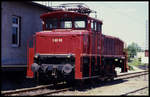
xmin=40 ymin=11 xmax=102 ymax=23
xmin=40 ymin=11 xmax=88 ymax=18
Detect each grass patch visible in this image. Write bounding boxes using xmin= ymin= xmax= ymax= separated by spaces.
xmin=128 ymin=58 xmax=141 ymax=66
xmin=128 ymin=58 xmax=147 ymax=70
xmin=128 ymin=64 xmax=135 ymax=71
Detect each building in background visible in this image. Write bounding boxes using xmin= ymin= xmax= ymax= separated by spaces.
xmin=145 ymin=50 xmax=149 ymax=57
xmin=136 ymin=51 xmax=149 ymax=64
xmin=1 ymin=1 xmax=53 ymax=71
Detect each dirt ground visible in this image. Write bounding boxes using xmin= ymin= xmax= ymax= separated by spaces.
xmin=50 ymin=66 xmax=149 ymax=96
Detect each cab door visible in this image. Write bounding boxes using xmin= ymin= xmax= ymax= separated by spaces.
xmin=90 ymin=21 xmax=102 ymax=76
xmin=90 ymin=20 xmax=98 ymax=76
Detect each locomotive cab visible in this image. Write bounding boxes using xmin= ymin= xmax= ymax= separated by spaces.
xmin=27 ymin=11 xmax=93 ymax=82
xmin=41 ymin=11 xmax=89 ymax=31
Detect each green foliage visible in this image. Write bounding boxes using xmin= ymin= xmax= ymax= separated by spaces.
xmin=128 ymin=58 xmax=148 ymax=70
xmin=128 ymin=58 xmax=141 ymax=66
xmin=127 ymin=42 xmax=142 ymax=61
xmin=128 ymin=64 xmax=135 ymax=71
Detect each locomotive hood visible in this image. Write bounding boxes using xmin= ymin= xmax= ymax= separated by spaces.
xmin=35 ymin=29 xmax=88 ymax=54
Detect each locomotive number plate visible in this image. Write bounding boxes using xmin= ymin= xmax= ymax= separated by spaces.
xmin=52 ymin=38 xmax=63 ymax=43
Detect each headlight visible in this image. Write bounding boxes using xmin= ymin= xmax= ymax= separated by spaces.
xmin=34 ymin=53 xmax=39 ymax=59
xmin=31 ymin=63 xmax=40 ymax=72
xmin=62 ymin=64 xmax=73 ymax=74
xmin=67 ymin=55 xmax=70 ymax=58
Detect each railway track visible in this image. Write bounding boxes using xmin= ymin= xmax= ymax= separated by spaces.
xmin=28 ymin=88 xmax=71 ymax=96
xmin=1 ymin=82 xmax=69 ymax=96
xmin=116 ymin=70 xmax=148 ymax=96
xmin=116 ymin=70 xmax=148 ymax=80
xmin=120 ymin=86 xmax=148 ymax=96
xmin=1 ymin=70 xmax=148 ymax=96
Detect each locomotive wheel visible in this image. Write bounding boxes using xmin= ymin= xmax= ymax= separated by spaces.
xmin=110 ymin=77 xmax=114 ymax=81
xmin=37 ymin=71 xmax=49 ymax=85
xmin=76 ymin=80 xmax=85 ymax=89
xmin=105 ymin=76 xmax=114 ymax=82
xmin=66 ymin=80 xmax=75 ymax=86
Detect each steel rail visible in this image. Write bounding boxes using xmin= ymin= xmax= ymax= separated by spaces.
xmin=120 ymin=86 xmax=148 ymax=96
xmin=29 ymin=88 xmax=72 ymax=96
xmin=1 ymin=82 xmax=65 ymax=96
xmin=116 ymin=70 xmax=148 ymax=80
xmin=117 ymin=70 xmax=148 ymax=77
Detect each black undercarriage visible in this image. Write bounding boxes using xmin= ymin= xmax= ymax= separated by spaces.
xmin=32 ymin=54 xmax=75 ymax=84
xmin=32 ymin=54 xmax=126 ymax=84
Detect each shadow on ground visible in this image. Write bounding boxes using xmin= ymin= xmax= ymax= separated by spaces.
xmin=1 ymin=71 xmax=37 ymax=91
xmin=70 ymin=79 xmax=128 ymax=92
xmin=1 ymin=71 xmax=129 ymax=92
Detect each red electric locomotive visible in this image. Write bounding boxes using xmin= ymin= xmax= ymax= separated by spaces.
xmin=26 ymin=3 xmax=128 ymax=84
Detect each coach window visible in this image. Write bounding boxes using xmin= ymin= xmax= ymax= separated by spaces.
xmin=12 ymin=16 xmax=20 ymax=47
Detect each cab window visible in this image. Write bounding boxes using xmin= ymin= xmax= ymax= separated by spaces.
xmin=94 ymin=21 xmax=97 ymax=31
xmin=91 ymin=20 xmax=97 ymax=31
xmin=74 ymin=21 xmax=86 ymax=28
xmin=91 ymin=20 xmax=94 ymax=30
xmin=45 ymin=18 xmax=58 ymax=30
xmin=97 ymin=23 xmax=102 ymax=32
xmin=74 ymin=17 xmax=87 ymax=29
xmin=44 ymin=16 xmax=87 ymax=30
xmin=60 ymin=18 xmax=72 ymax=29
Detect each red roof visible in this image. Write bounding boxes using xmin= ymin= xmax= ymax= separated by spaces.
xmin=40 ymin=11 xmax=88 ymax=19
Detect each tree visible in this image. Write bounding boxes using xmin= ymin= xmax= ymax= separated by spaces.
xmin=127 ymin=42 xmax=142 ymax=61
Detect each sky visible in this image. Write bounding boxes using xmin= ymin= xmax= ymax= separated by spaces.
xmin=35 ymin=1 xmax=149 ymax=50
